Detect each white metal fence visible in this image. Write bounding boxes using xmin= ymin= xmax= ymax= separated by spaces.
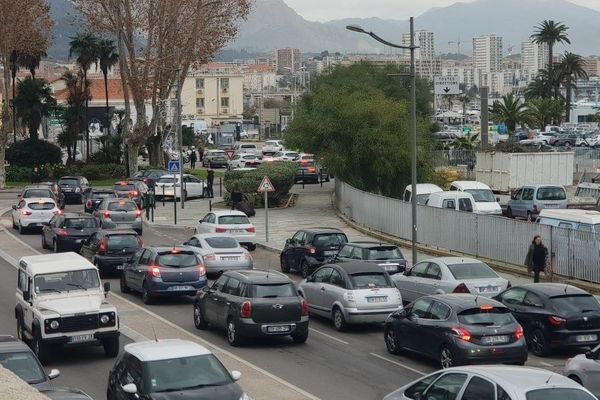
xmin=335 ymin=180 xmax=600 ymax=283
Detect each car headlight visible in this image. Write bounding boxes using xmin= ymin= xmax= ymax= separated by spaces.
xmin=100 ymin=312 xmax=116 ymax=326
xmin=44 ymin=318 xmax=60 ymax=333
xmin=100 ymin=314 xmax=110 ymax=324
xmin=50 ymin=320 xmax=59 ymax=329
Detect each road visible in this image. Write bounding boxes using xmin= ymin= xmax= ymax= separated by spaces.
xmin=0 ymin=202 xmax=584 ymax=400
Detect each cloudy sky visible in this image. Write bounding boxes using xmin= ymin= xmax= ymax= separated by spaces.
xmin=282 ymin=0 xmax=600 ymax=21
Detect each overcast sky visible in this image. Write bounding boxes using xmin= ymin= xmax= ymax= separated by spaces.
xmin=282 ymin=0 xmax=600 ymax=21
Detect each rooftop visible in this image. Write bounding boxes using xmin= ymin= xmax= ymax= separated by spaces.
xmin=21 ymin=252 xmax=96 ymax=276
xmin=125 ymin=339 xmax=211 ymax=362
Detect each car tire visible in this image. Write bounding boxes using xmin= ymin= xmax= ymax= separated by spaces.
xmin=565 ymin=141 xmax=571 ymax=147
xmin=291 ymin=327 xmax=309 ymax=344
xmin=32 ymin=330 xmax=50 ymax=365
xmin=120 ymin=275 xmax=131 ymax=294
xmin=439 ymin=345 xmax=456 ymax=369
xmin=227 ymin=318 xmax=244 ymax=347
xmin=18 ymin=222 xmax=25 ymax=235
xmin=102 ymin=336 xmax=119 ymax=358
xmin=41 ymin=234 xmax=49 ymax=250
xmin=11 ymin=217 xmax=17 ymax=230
xmin=384 ymin=327 xmax=401 ymax=355
xmin=53 ymin=239 xmax=61 ymax=253
xmin=529 ymin=328 xmax=551 ymax=357
xmin=332 ymin=307 xmax=347 ymax=332
xmin=247 ymin=243 xmax=256 ymax=251
xmin=280 ymin=255 xmax=290 ymax=273
xmin=16 ymin=315 xmax=26 ymax=342
xmin=300 ymin=260 xmax=310 ymax=279
xmin=193 ymin=303 xmax=208 ymax=330
xmin=568 ymin=375 xmax=583 ymax=385
xmin=142 ymin=282 xmax=154 ymax=305
xmin=506 ymin=207 xmax=514 ymax=219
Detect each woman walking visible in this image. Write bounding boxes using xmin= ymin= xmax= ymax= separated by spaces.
xmin=525 ymin=235 xmax=549 ymax=283
xmin=230 ymin=183 xmax=243 ymax=210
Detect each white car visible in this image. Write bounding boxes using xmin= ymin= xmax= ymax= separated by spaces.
xmin=564 ymin=344 xmax=600 ymax=397
xmin=262 ymin=140 xmax=284 ymax=155
xmin=182 ymin=233 xmax=253 ymax=276
xmin=384 ymin=365 xmax=597 ymax=400
xmin=155 ymin=174 xmax=206 ymax=200
xmin=585 ymin=134 xmax=600 ymax=148
xmin=234 ymin=143 xmax=260 ymax=157
xmin=195 ymin=210 xmax=256 ymax=250
xmin=228 ymin=153 xmax=262 ymax=169
xmin=273 ymin=151 xmax=300 ymax=162
xmin=12 ymin=198 xmax=60 ymax=234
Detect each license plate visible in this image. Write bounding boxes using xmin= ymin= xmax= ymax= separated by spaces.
xmin=478 ymin=286 xmax=499 ymax=293
xmin=267 ymin=325 xmax=291 ymax=333
xmin=222 ymin=256 xmax=239 ymax=261
xmin=168 ymin=285 xmax=194 ymax=291
xmin=576 ymin=334 xmax=598 ymax=342
xmin=116 ymin=265 xmax=124 ymax=270
xmin=367 ymin=296 xmax=387 ymax=303
xmin=382 ymin=264 xmax=398 ymax=271
xmin=69 ymin=334 xmax=94 ymax=343
xmin=545 ymin=204 xmax=559 ymax=208
xmin=230 ymin=229 xmax=245 ymax=234
xmin=324 ymin=250 xmax=337 ymax=256
xmin=482 ymin=335 xmax=510 ymax=344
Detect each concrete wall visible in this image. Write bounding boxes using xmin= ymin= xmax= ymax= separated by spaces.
xmin=0 ymin=365 xmax=48 ymax=400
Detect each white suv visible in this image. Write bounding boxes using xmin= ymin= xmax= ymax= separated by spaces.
xmin=262 ymin=140 xmax=284 ymax=155
xmin=15 ymin=252 xmax=120 ymax=364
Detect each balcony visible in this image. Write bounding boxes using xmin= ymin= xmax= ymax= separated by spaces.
xmin=221 ymin=108 xmax=229 ymax=114
xmin=196 ymin=108 xmax=204 ymax=115
xmin=196 ymin=89 xmax=204 ymax=95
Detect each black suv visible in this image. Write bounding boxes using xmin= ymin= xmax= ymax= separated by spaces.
xmin=129 ymin=169 xmax=167 ymax=188
xmin=280 ymin=228 xmax=348 ymax=278
xmin=83 ymin=189 xmax=117 ymax=213
xmin=80 ymin=230 xmax=143 ymax=276
xmin=331 ymin=241 xmax=408 ymax=274
xmin=193 ymin=270 xmax=309 ymax=346
xmin=57 ymin=176 xmax=90 ymax=204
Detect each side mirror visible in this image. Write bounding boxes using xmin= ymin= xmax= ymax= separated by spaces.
xmin=23 ymin=291 xmax=30 ymax=302
xmin=285 ymin=238 xmax=292 ymax=244
xmin=122 ymin=383 xmax=138 ymax=394
xmin=198 ymin=220 xmax=203 ymax=224
xmin=183 ymin=241 xmax=189 ymax=246
xmin=230 ymin=370 xmax=242 ymax=381
xmin=104 ymin=282 xmax=111 ymax=293
xmin=586 ymin=350 xmax=595 ymax=359
xmin=11 ymin=205 xmax=17 ymax=210
xmin=48 ymin=369 xmax=60 ymax=380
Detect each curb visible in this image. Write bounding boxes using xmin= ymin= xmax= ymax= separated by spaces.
xmin=256 ymin=242 xmax=282 ymax=255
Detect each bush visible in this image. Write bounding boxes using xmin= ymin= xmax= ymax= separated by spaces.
xmin=223 ymin=162 xmax=296 ymax=207
xmin=76 ymin=163 xmax=126 ymax=180
xmin=6 ymin=139 xmax=62 ymax=167
xmin=6 ymin=165 xmax=33 ymax=182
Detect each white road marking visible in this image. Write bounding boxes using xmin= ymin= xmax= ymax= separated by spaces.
xmin=370 ymin=353 xmax=427 ymax=376
xmin=539 ymin=361 xmax=554 ymax=367
xmin=309 ymin=328 xmax=350 ymax=345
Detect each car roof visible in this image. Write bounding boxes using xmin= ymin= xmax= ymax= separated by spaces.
xmin=125 ymin=339 xmax=211 ymax=362
xmin=424 ymin=257 xmax=483 ymax=265
xmin=60 ymin=213 xmax=95 ymax=219
xmin=20 ymin=252 xmax=97 ymax=275
xmin=326 ymin=261 xmax=387 ymax=274
xmin=22 ymin=185 xmax=52 ymax=190
xmin=104 ymin=198 xmax=136 ymax=204
xmin=425 ymin=294 xmax=505 ymax=309
xmin=23 ymin=197 xmax=56 ymax=204
xmin=148 ymin=246 xmax=197 ymax=253
xmin=59 ymin=176 xmax=83 ymax=180
xmin=192 ymin=233 xmax=237 ymax=241
xmin=225 ymin=269 xmax=290 ymax=284
xmin=450 ymin=180 xmax=492 ymax=190
xmin=209 ymin=210 xmax=248 ymax=217
xmin=100 ymin=229 xmax=138 ymax=236
xmin=538 ymin=209 xmax=600 ymax=224
xmin=345 ymin=241 xmax=396 ymax=248
xmin=516 ymin=283 xmax=589 ymax=297
xmin=300 ymin=227 xmax=345 ymax=234
xmin=404 ymin=183 xmax=443 ymax=193
xmin=517 ymin=184 xmax=565 ymax=189
xmin=91 ymin=189 xmax=116 ymax=193
xmin=0 ymin=335 xmax=32 ymax=353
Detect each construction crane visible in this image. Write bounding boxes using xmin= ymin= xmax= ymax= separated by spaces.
xmin=507 ymin=45 xmax=515 ymax=56
xmin=448 ymin=39 xmax=461 ymax=57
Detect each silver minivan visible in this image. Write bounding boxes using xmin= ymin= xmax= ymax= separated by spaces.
xmin=506 ymin=184 xmax=567 ymax=220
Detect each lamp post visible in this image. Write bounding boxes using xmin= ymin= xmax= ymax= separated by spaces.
xmin=347 ymin=18 xmax=419 ymax=265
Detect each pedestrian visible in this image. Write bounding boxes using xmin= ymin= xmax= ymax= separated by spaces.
xmin=524 ymin=235 xmax=549 ymax=283
xmin=230 ymin=182 xmax=243 ymax=210
xmin=190 ymin=146 xmax=197 ymax=169
xmin=31 ymin=166 xmax=41 ymax=184
xmin=206 ymin=168 xmax=214 ymax=198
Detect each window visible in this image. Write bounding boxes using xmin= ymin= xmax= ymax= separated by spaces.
xmin=0 ymin=351 xmax=46 ymax=384
xmin=403 ymin=190 xmax=411 ymax=202
xmin=558 ymin=222 xmax=573 ymax=229
xmin=27 ymin=201 xmax=56 ymax=210
xmin=526 ymin=388 xmax=596 ymax=400
xmin=351 ymin=247 xmax=363 ymax=259
xmin=404 ymin=373 xmax=442 ymax=399
xmin=408 ymin=262 xmax=429 ymax=277
xmin=34 ymin=269 xmax=100 ymax=293
xmin=218 ymin=215 xmax=249 ymax=225
xmin=461 ymin=377 xmax=495 ymax=400
xmin=107 ymin=235 xmax=140 ymax=250
xmin=497 ymin=385 xmax=513 ymax=400
xmin=349 ymin=273 xmax=392 ymax=289
xmin=122 ymin=355 xmax=144 ymax=393
xmin=222 ymin=278 xmax=241 ymax=296
xmin=425 ymin=264 xmax=442 ymax=280
xmin=410 ymin=298 xmax=432 ymax=319
xmin=187 ymin=237 xmax=200 ymax=247
xmin=446 ymin=262 xmax=498 ymax=279
xmin=18 ymin=269 xmax=28 ymax=292
xmin=157 ymin=252 xmax=199 ymax=268
xmin=132 ymin=249 xmax=145 ymax=264
xmin=63 ymin=218 xmax=98 ymax=229
xmin=212 ymin=275 xmax=228 ymax=291
xmin=337 ymin=245 xmax=353 ymax=258
xmin=195 ymin=78 xmax=204 ymax=89
xmin=329 ymin=270 xmax=345 ymax=288
xmin=138 ymin=250 xmax=153 ymax=266
xmin=366 ymin=246 xmax=404 ymax=260
xmin=422 ymin=373 xmax=467 ymax=400
xmin=465 ymin=189 xmax=496 ymax=202
xmin=458 ymin=307 xmax=514 ymax=326
xmin=499 ymin=288 xmax=527 ymax=305
xmin=429 ymin=301 xmax=451 ymax=320
xmin=442 ymin=199 xmax=456 ymax=209
xmin=312 ymin=233 xmax=348 ymax=247
xmin=113 ymin=183 xmax=135 ymax=191
xmin=522 ymin=188 xmax=535 ymax=201
xmin=523 ymin=292 xmax=544 ymax=307
xmin=458 ymin=198 xmax=473 ymax=212
xmin=220 ymin=78 xmax=229 ymax=88
xmin=196 ymin=98 xmax=205 ymax=108
xmin=537 ymin=187 xmax=566 ymax=200
xmin=221 ymin=97 xmax=229 ymax=107
xmin=252 ymin=283 xmax=296 ymax=298
xmin=511 ymin=188 xmax=522 ymax=200
xmin=550 ymin=295 xmax=600 ymax=313
xmin=205 ymin=237 xmax=238 ymax=249
xmin=107 ymin=201 xmax=137 ymax=212
xmin=22 ymin=189 xmax=53 ymax=198
xmin=312 ymin=267 xmax=332 ymax=283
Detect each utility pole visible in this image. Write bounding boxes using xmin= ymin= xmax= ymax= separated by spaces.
xmin=480 ymin=86 xmax=489 ymax=147
xmin=176 ymin=66 xmax=184 ymax=209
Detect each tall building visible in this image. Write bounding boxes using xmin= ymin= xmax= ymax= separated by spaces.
xmin=521 ymin=41 xmax=549 ymax=75
xmin=276 ymin=48 xmax=301 ymax=75
xmin=472 ymin=35 xmax=503 ymax=73
xmin=402 ymin=30 xmax=435 ymax=60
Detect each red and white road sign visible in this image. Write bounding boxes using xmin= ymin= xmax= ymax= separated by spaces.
xmin=257 ymin=176 xmax=275 ymax=193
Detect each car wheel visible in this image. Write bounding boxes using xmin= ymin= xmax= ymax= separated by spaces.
xmin=18 ymin=222 xmax=24 ymax=235
xmin=102 ymin=336 xmax=119 ymax=357
xmin=41 ymin=234 xmax=48 ymax=250
xmin=119 ymin=274 xmax=131 ymax=294
xmin=332 ymin=307 xmax=347 ymax=331
xmin=247 ymin=243 xmax=256 ymax=251
xmin=384 ymin=327 xmax=401 ymax=355
xmin=53 ymin=239 xmax=61 ymax=253
xmin=291 ymin=327 xmax=309 ymax=344
xmin=193 ymin=303 xmax=208 ymax=329
xmin=565 ymin=141 xmax=571 ymax=147
xmin=32 ymin=331 xmax=50 ymax=365
xmin=300 ymin=260 xmax=310 ymax=279
xmin=569 ymin=375 xmax=583 ymax=385
xmin=142 ymin=282 xmax=154 ymax=305
xmin=527 ymin=211 xmax=533 ymax=222
xmin=280 ymin=255 xmax=290 ymax=273
xmin=11 ymin=217 xmax=17 ymax=230
xmin=506 ymin=207 xmax=514 ymax=219
xmin=529 ymin=328 xmax=550 ymax=356
xmin=439 ymin=345 xmax=456 ymax=369
xmin=227 ymin=318 xmax=244 ymax=347
xmin=16 ymin=315 xmax=26 ymax=342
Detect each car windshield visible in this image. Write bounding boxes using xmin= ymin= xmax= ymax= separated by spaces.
xmin=464 ymin=189 xmax=496 ymax=202
xmin=218 ymin=215 xmax=250 ymax=225
xmin=144 ymin=354 xmax=232 ymax=394
xmin=204 ymin=237 xmax=238 ymax=249
xmin=251 ymin=283 xmax=296 ymax=298
xmin=34 ymin=269 xmax=100 ymax=293
xmin=113 ymin=184 xmax=135 ymax=191
xmin=93 ymin=192 xmax=116 ymax=199
xmin=58 ymin=179 xmax=79 ymax=186
xmin=157 ymin=252 xmax=198 ymax=268
xmin=415 ymin=194 xmax=431 ymax=204
xmin=526 ymin=388 xmax=596 ymax=400
xmin=23 ymin=189 xmax=52 ymax=198
xmin=0 ymin=351 xmax=46 ymax=384
xmin=447 ymin=262 xmax=498 ymax=280
xmin=107 ymin=235 xmax=140 ymax=250
xmin=313 ymin=233 xmax=348 ymax=247
xmin=365 ymin=246 xmax=404 ymax=260
xmin=63 ymin=218 xmax=98 ymax=229
xmin=537 ymin=187 xmax=566 ymax=200
xmin=349 ymin=272 xmax=392 ymax=289
xmin=458 ymin=307 xmax=514 ymax=326
xmin=157 ymin=178 xmax=176 ymax=184
xmin=27 ymin=201 xmax=55 ymax=210
xmin=550 ymin=295 xmax=600 ymax=313
xmin=107 ymin=201 xmax=137 ymax=212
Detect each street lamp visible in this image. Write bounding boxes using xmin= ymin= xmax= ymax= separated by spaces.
xmin=347 ymin=18 xmax=420 ymax=265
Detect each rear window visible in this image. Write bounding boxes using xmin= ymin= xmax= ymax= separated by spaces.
xmin=157 ymin=252 xmax=199 ymax=268
xmin=64 ymin=218 xmax=98 ymax=229
xmin=59 ymin=178 xmax=79 ymax=186
xmin=107 ymin=201 xmax=137 ymax=211
xmin=218 ymin=215 xmax=250 ymax=225
xmin=365 ymin=246 xmax=404 ymax=260
xmin=113 ymin=184 xmax=135 ymax=191
xmin=107 ymin=235 xmax=140 ymax=249
xmin=251 ymin=283 xmax=296 ymax=298
xmin=212 ymin=151 xmax=226 ymax=156
xmin=205 ymin=237 xmax=238 ymax=249
xmin=457 ymin=307 xmax=514 ymax=326
xmin=157 ymin=178 xmax=175 ymax=184
xmin=526 ymin=388 xmax=596 ymax=400
xmin=550 ymin=295 xmax=600 ymax=313
xmin=93 ymin=191 xmax=116 ymax=199
xmin=241 ymin=144 xmax=256 ymax=149
xmin=536 ymin=187 xmax=567 ymax=201
xmin=447 ymin=262 xmax=498 ymax=280
xmin=23 ymin=189 xmax=52 ymax=198
xmin=349 ymin=272 xmax=392 ymax=289
xmin=27 ymin=201 xmax=55 ymax=210
xmin=312 ymin=233 xmax=348 ymax=247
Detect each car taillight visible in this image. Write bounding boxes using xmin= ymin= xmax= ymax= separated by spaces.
xmin=204 ymin=254 xmax=216 ymax=262
xmin=86 ymin=200 xmax=92 ymax=209
xmin=98 ymin=238 xmax=108 ymax=254
xmin=149 ymin=266 xmax=161 ymax=278
xmin=453 ymin=283 xmax=471 ymax=294
xmin=130 ymin=191 xmax=139 ymax=196
xmin=507 ymin=281 xmax=512 ymax=289
xmin=548 ymin=315 xmax=566 ymax=327
xmin=240 ymin=301 xmax=252 ymax=318
xmin=198 ymin=265 xmax=206 ymax=275
xmin=103 ymin=211 xmax=111 ymax=219
xmin=343 ymin=291 xmax=355 ymax=303
xmin=75 ymin=187 xmax=81 ymax=193
xmin=308 ymin=246 xmax=316 ymax=255
xmin=308 ymin=167 xmax=316 ymax=173
xmin=246 ymin=227 xmax=255 ymax=233
xmin=135 ymin=209 xmax=142 ymax=218
xmin=244 ymin=253 xmax=253 ymax=261
xmin=56 ymin=228 xmax=68 ymax=237
xmin=300 ymin=298 xmax=309 ymax=316
xmin=515 ymin=324 xmax=524 ymax=340
xmin=215 ymin=227 xmax=226 ymax=233
xmin=451 ymin=327 xmax=471 ymax=342
xmin=21 ymin=210 xmax=32 ymax=216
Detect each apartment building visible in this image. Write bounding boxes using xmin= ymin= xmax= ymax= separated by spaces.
xmin=521 ymin=41 xmax=549 ymax=75
xmin=401 ymin=30 xmax=435 ymax=60
xmin=243 ymin=64 xmax=277 ymax=92
xmin=276 ymin=48 xmax=301 ymax=75
xmin=472 ymin=35 xmax=503 ymax=73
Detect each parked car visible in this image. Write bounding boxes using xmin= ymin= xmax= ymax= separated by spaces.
xmin=507 ymin=185 xmax=567 ymax=219
xmin=262 ymin=140 xmax=284 ymax=155
xmin=384 ymin=294 xmax=527 ymax=368
xmin=295 ymin=161 xmax=326 ymax=184
xmin=11 ymin=197 xmax=60 ymax=234
xmin=92 ymin=198 xmax=143 ymax=235
xmin=426 ymin=191 xmax=476 ymax=213
xmin=383 ymin=365 xmax=597 ymax=400
xmin=228 ymin=153 xmax=262 ymax=169
xmin=19 ymin=184 xmax=64 ymax=210
xmin=297 ymin=153 xmax=315 ymax=162
xmin=402 ymin=183 xmax=443 ymax=205
xmin=195 ymin=210 xmax=257 ymax=251
xmin=565 ymin=344 xmax=600 ymax=397
xmin=57 ymin=176 xmax=90 ymax=204
xmin=233 ymin=143 xmax=260 ymax=157
xmin=273 ymin=151 xmax=300 ymax=162
xmin=331 ymin=241 xmax=408 ymax=274
xmin=392 ymin=257 xmax=510 ymax=304
xmin=38 ymin=182 xmax=66 ymax=209
xmin=80 ymin=230 xmax=143 ymax=276
xmin=0 ymin=335 xmax=59 ymax=390
xmin=551 ymin=133 xmax=579 ymax=147
xmin=154 ymin=174 xmax=207 ymax=200
xmin=107 ymin=339 xmax=246 ymax=400
xmin=299 ymin=261 xmax=402 ymax=331
xmin=182 ymin=233 xmax=253 ymax=277
xmin=83 ymin=189 xmax=117 ymax=213
xmin=112 ymin=180 xmax=148 ymax=208
xmin=193 ymin=270 xmax=309 ymax=346
xmin=449 ymin=181 xmax=502 ymax=215
xmin=281 ymin=228 xmax=349 ymax=278
xmin=129 ymin=169 xmax=167 ymax=187
xmin=120 ymin=246 xmax=208 ymax=304
xmin=41 ymin=212 xmax=100 ymax=253
xmin=202 ymin=150 xmax=228 ymax=168
xmin=536 ymin=209 xmax=600 ymax=233
xmin=494 ymin=283 xmax=600 ymax=356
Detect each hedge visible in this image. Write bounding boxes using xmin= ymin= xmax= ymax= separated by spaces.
xmin=6 ymin=139 xmax=62 ymax=167
xmin=6 ymin=163 xmax=126 ymax=182
xmin=223 ymin=162 xmax=296 ymax=207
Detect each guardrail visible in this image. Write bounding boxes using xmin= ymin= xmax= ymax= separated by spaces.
xmin=335 ymin=180 xmax=600 ymax=283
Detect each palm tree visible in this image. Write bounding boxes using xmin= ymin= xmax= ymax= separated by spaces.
xmin=525 ymin=68 xmax=559 ymax=100
xmin=527 ymin=98 xmax=564 ymax=129
xmin=490 ymin=94 xmax=530 ymax=134
xmin=96 ymin=39 xmax=119 ymax=136
xmin=13 ymin=77 xmax=57 ymax=140
xmin=19 ymin=51 xmax=46 ymax=79
xmin=59 ymin=71 xmax=89 ymax=163
xmin=453 ymin=133 xmax=479 ymax=150
xmin=530 ymin=20 xmax=571 ymax=70
xmin=558 ymin=52 xmax=588 ymax=122
xmin=69 ymin=33 xmax=99 ymax=157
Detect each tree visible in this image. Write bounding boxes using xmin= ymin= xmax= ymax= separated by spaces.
xmin=527 ymin=98 xmax=564 ymax=129
xmin=530 ymin=20 xmax=570 ymax=70
xmin=58 ymin=71 xmax=89 ymax=164
xmin=97 ymin=38 xmax=119 ymax=135
xmin=13 ymin=77 xmax=56 ymax=140
xmin=525 ymin=68 xmax=557 ymax=100
xmin=490 ymin=94 xmax=530 ymax=133
xmin=453 ymin=133 xmax=479 ymax=150
xmin=19 ymin=50 xmax=46 ymax=78
xmin=558 ymin=52 xmax=588 ymax=122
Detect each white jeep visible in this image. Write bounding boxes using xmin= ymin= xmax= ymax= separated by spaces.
xmin=15 ymin=252 xmax=120 ymax=365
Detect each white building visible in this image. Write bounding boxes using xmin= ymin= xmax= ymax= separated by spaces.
xmin=242 ymin=65 xmax=277 ymax=92
xmin=521 ymin=41 xmax=549 ymax=75
xmin=472 ymin=35 xmax=503 ymax=73
xmin=402 ymin=30 xmax=435 ymax=60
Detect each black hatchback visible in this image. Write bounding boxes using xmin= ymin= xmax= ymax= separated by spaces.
xmin=494 ymin=283 xmax=600 ymax=356
xmin=41 ymin=213 xmax=100 ymax=253
xmin=331 ymin=241 xmax=408 ymax=274
xmin=57 ymin=176 xmax=90 ymax=204
xmin=384 ymin=294 xmax=528 ymax=369
xmin=79 ymin=230 xmax=142 ymax=276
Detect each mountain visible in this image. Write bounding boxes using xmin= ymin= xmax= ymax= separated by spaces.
xmin=48 ymin=0 xmax=78 ymax=62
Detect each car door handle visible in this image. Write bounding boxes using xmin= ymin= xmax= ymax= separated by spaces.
xmin=320 ymin=287 xmax=325 ymax=291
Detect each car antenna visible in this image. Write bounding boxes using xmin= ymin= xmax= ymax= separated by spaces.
xmin=564 ymin=284 xmax=569 ymax=294
xmin=474 ymin=295 xmax=478 ymax=304
xmin=545 ymin=372 xmax=554 ymax=384
xmin=152 ymin=325 xmax=159 ymax=342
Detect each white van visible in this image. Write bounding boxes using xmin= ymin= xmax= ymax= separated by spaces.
xmin=537 ymin=209 xmax=600 ymax=233
xmin=449 ymin=181 xmax=502 ymax=215
xmin=426 ymin=191 xmax=476 ymax=213
xmin=403 ymin=184 xmax=443 ymax=205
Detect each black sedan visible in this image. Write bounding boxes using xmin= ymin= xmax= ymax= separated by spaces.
xmin=84 ymin=189 xmax=117 ymax=213
xmin=41 ymin=213 xmax=100 ymax=253
xmin=384 ymin=294 xmax=528 ymax=368
xmin=494 ymin=283 xmax=600 ymax=356
xmin=79 ymin=230 xmax=142 ymax=276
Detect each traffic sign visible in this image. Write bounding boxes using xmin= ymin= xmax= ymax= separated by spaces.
xmin=225 ymin=150 xmax=235 ymax=160
xmin=257 ymin=176 xmax=275 ymax=193
xmin=434 ymin=76 xmax=460 ymax=95
xmin=168 ymin=160 xmax=181 ymax=173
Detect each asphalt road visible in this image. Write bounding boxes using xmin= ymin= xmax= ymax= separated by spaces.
xmin=0 ymin=202 xmax=586 ymax=400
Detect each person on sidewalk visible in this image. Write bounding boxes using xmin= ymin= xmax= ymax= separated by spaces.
xmin=230 ymin=183 xmax=243 ymax=210
xmin=206 ymin=168 xmax=214 ymax=198
xmin=190 ymin=147 xmax=197 ymax=169
xmin=31 ymin=166 xmax=41 ymax=184
xmin=525 ymin=235 xmax=548 ymax=283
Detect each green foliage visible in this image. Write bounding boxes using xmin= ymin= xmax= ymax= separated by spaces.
xmin=527 ymin=98 xmax=564 ymax=129
xmin=6 ymin=166 xmax=34 ymax=182
xmin=284 ymin=62 xmax=435 ymax=198
xmin=7 ymin=139 xmax=62 ymax=167
xmin=531 ymin=20 xmax=570 ymax=68
xmin=91 ymin=134 xmax=123 ymax=164
xmin=13 ymin=77 xmax=57 ymax=140
xmin=223 ymin=162 xmax=296 ymax=207
xmin=182 ymin=126 xmax=194 ymax=146
xmin=490 ymin=94 xmax=531 ymax=133
xmin=453 ymin=133 xmax=480 ymax=150
xmin=75 ymin=164 xmax=126 ymax=180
